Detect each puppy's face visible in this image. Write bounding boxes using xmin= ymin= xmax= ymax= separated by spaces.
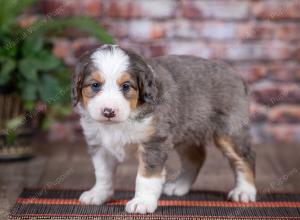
xmin=72 ymin=45 xmax=157 ymax=123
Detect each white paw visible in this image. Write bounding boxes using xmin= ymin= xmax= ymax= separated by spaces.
xmin=79 ymin=189 xmax=113 ymax=205
xmin=163 ymin=181 xmax=190 ymax=196
xmin=228 ymin=184 xmax=256 ymax=202
xmin=125 ymin=197 xmax=158 ymax=214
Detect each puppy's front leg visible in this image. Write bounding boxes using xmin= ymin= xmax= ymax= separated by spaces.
xmin=80 ymin=147 xmax=118 ymax=205
xmin=126 ymin=142 xmax=167 ymax=214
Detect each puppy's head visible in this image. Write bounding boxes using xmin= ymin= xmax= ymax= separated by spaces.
xmin=72 ymin=45 xmax=157 ymax=123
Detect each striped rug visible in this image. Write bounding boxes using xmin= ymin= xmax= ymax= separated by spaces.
xmin=10 ymin=188 xmax=300 ymax=219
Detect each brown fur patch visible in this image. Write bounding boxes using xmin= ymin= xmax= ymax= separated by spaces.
xmin=117 ymin=73 xmax=139 ymax=110
xmin=128 ymin=89 xmax=139 ymax=110
xmin=214 ymin=136 xmax=254 ymax=185
xmin=137 ymin=144 xmax=163 ymax=178
xmin=117 ymin=73 xmax=131 ymax=85
xmin=81 ymin=72 xmax=104 ymax=107
xmin=176 ymin=144 xmax=206 ymax=168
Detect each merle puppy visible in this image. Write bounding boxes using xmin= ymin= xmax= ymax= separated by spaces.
xmin=72 ymin=44 xmax=256 ymax=214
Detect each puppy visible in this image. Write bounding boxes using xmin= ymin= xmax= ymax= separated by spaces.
xmin=72 ymin=44 xmax=256 ymax=214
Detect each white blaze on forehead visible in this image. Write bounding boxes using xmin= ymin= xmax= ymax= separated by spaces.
xmin=91 ymin=45 xmax=130 ymax=82
xmin=86 ymin=45 xmax=132 ymax=122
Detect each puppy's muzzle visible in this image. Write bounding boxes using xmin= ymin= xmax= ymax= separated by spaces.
xmin=102 ymin=108 xmax=116 ymax=119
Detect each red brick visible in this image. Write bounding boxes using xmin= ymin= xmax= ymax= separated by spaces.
xmin=118 ymin=40 xmax=147 ymax=57
xmin=72 ymin=38 xmax=99 ymax=58
xmin=166 ymin=20 xmax=200 ymax=39
xmin=250 ymin=103 xmax=268 ymax=123
xmin=168 ymin=21 xmax=259 ymax=41
xmin=52 ymin=39 xmax=72 ymax=60
xmin=106 ymin=0 xmax=176 ymax=18
xmin=296 ymin=69 xmax=300 ymax=81
xmin=39 ymin=0 xmax=102 ymax=17
xmin=128 ymin=20 xmax=166 ymax=42
xmin=252 ymin=81 xmax=300 ymax=106
xmin=235 ymin=61 xmax=300 ymax=83
xmin=251 ymin=23 xmax=300 ymax=40
xmin=294 ymin=47 xmax=300 ymax=62
xmin=53 ymin=38 xmax=100 ymax=65
xmin=224 ymin=42 xmax=291 ymax=61
xmin=201 ymin=22 xmax=238 ymax=40
xmin=268 ymin=125 xmax=300 ymax=144
xmin=103 ymin=20 xmax=129 ymax=38
xmin=169 ymin=21 xmax=245 ymax=40
xmin=81 ymin=0 xmax=102 ymax=17
xmin=250 ymin=125 xmax=272 ymax=144
xmin=234 ymin=64 xmax=268 ymax=84
xmin=166 ymin=41 xmax=213 ymax=58
xmin=106 ymin=0 xmax=139 ymax=18
xmin=273 ymin=24 xmax=300 ymax=40
xmin=267 ymin=63 xmax=299 ymax=82
xmin=148 ymin=44 xmax=167 ymax=57
xmin=251 ymin=124 xmax=300 ymax=144
xmin=181 ymin=0 xmax=250 ymax=20
xmin=269 ymin=105 xmax=300 ymax=124
xmin=137 ymin=0 xmax=177 ymax=18
xmin=176 ymin=22 xmax=300 ymax=41
xmin=38 ymin=0 xmax=62 ymax=15
xmin=252 ymin=0 xmax=300 ymax=20
xmin=17 ymin=15 xmax=38 ymax=28
xmin=236 ymin=22 xmax=255 ymax=40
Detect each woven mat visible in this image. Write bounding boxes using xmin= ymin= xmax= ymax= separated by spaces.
xmin=9 ymin=188 xmax=300 ymax=219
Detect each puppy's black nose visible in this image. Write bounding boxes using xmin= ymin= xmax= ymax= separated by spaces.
xmin=102 ymin=108 xmax=116 ymax=118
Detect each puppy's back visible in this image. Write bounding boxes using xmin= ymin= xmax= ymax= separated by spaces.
xmin=148 ymin=55 xmax=249 ymax=142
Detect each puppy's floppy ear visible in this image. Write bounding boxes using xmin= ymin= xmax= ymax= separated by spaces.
xmin=71 ymin=50 xmax=94 ymax=107
xmin=124 ymin=49 xmax=158 ymax=105
xmin=139 ymin=64 xmax=159 ymax=104
xmin=71 ymin=63 xmax=84 ymax=107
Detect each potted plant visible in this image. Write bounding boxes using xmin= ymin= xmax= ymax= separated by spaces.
xmin=0 ymin=0 xmax=113 ymax=161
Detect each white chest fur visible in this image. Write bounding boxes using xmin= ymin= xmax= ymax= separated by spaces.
xmin=80 ymin=116 xmax=154 ymax=161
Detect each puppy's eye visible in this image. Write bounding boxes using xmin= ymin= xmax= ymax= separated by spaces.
xmin=91 ymin=83 xmax=101 ymax=92
xmin=121 ymin=82 xmax=131 ymax=93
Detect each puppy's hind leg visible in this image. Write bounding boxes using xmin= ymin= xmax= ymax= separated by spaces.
xmin=214 ymin=128 xmax=256 ymax=202
xmin=163 ymin=144 xmax=206 ymax=196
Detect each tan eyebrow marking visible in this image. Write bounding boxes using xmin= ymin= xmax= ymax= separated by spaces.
xmin=117 ymin=73 xmax=139 ymax=110
xmin=81 ymin=72 xmax=105 ymax=107
xmin=117 ymin=73 xmax=131 ymax=86
xmin=83 ymin=72 xmax=105 ymax=87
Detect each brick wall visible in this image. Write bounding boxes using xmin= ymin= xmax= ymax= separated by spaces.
xmin=35 ymin=0 xmax=300 ymax=144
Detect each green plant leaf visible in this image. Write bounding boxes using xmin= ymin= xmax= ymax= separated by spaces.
xmin=33 ymin=50 xmax=61 ymax=71
xmin=2 ymin=103 xmax=26 ymax=146
xmin=5 ymin=129 xmax=17 ymax=145
xmin=32 ymin=16 xmax=114 ymax=44
xmin=22 ymin=81 xmax=38 ymax=101
xmin=19 ymin=58 xmax=38 ymax=81
xmin=61 ymin=17 xmax=114 ymax=43
xmin=22 ymin=34 xmax=44 ymax=55
xmin=24 ymin=100 xmax=35 ymax=110
xmin=0 ymin=0 xmax=36 ymax=32
xmin=0 ymin=59 xmax=16 ymax=85
xmin=12 ymin=0 xmax=37 ymax=20
xmin=38 ymin=75 xmax=63 ymax=104
xmin=49 ymin=104 xmax=72 ymax=117
xmin=40 ymin=116 xmax=53 ymax=130
xmin=0 ymin=32 xmax=19 ymax=56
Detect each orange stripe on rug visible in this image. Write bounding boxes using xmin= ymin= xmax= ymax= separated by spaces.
xmin=16 ymin=198 xmax=300 ymax=208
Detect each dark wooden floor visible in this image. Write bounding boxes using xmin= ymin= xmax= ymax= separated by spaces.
xmin=1 ymin=139 xmax=300 ymax=219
